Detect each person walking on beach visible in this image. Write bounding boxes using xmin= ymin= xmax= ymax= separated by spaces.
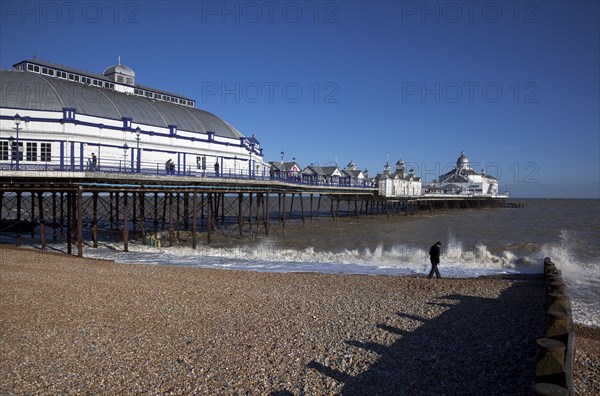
xmin=428 ymin=241 xmax=442 ymax=279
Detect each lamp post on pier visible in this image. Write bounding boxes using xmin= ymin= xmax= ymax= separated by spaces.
xmin=249 ymin=144 xmax=254 ymax=179
xmin=134 ymin=127 xmax=141 ymax=172
xmin=13 ymin=114 xmax=21 ymax=170
xmin=122 ymin=143 xmax=129 ymax=172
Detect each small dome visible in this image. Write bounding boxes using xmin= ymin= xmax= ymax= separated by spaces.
xmin=456 ymin=151 xmax=469 ymax=167
xmin=103 ymin=63 xmax=135 ymax=78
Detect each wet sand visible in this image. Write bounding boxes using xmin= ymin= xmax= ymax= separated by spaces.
xmin=1 ymin=245 xmax=597 ymax=395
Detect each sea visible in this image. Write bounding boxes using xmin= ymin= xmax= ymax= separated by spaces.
xmin=5 ymin=198 xmax=600 ymax=327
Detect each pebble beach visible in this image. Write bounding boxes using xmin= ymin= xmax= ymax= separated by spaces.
xmin=1 ymin=245 xmax=598 ymax=395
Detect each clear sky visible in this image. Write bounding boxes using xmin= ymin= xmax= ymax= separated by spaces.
xmin=1 ymin=0 xmax=598 ymax=198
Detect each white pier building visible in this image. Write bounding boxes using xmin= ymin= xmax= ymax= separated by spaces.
xmin=0 ymin=58 xmax=267 ymax=178
xmin=425 ymin=151 xmax=502 ymax=196
xmin=376 ymin=158 xmax=422 ymax=197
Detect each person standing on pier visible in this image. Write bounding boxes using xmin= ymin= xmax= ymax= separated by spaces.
xmin=428 ymin=241 xmax=442 ymax=279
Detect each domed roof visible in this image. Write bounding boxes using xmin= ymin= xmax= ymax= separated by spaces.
xmin=0 ymin=69 xmax=243 ymax=140
xmin=103 ymin=63 xmax=135 ymax=77
xmin=457 ymin=151 xmax=469 ymax=166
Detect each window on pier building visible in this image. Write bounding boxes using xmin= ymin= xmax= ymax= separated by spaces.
xmin=11 ymin=142 xmax=23 ymax=161
xmin=40 ymin=143 xmax=51 ymax=162
xmin=26 ymin=142 xmax=37 ymax=161
xmin=0 ymin=142 xmax=8 ymax=160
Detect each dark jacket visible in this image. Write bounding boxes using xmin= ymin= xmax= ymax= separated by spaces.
xmin=429 ymin=243 xmax=441 ymax=264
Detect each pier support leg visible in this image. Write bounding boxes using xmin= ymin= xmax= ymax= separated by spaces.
xmin=192 ymin=192 xmax=197 ymax=249
xmin=282 ymin=193 xmax=286 ymax=236
xmin=123 ymin=193 xmax=129 ymax=252
xmin=264 ymin=193 xmax=270 ymax=236
xmin=176 ymin=193 xmax=181 ymax=242
xmin=38 ymin=192 xmax=46 ymax=250
xmin=60 ymin=192 xmax=65 ymax=238
xmin=220 ymin=193 xmax=225 ymax=231
xmin=207 ymin=193 xmax=213 ymax=244
xmin=169 ymin=193 xmax=174 ymax=247
xmin=153 ymin=193 xmax=159 ymax=235
xmin=140 ymin=192 xmax=146 ymax=245
xmin=52 ymin=192 xmax=57 ymax=241
xmin=15 ymin=192 xmax=22 ymax=246
xmin=108 ymin=192 xmax=113 ymax=230
xmin=30 ymin=192 xmax=35 ymax=239
xmin=77 ymin=188 xmax=83 ymax=257
xmin=132 ymin=192 xmax=137 ymax=231
xmin=92 ymin=192 xmax=98 ymax=248
xmin=162 ymin=194 xmax=168 ymax=231
xmin=238 ymin=193 xmax=243 ymax=236
xmin=300 ymin=193 xmax=305 ymax=226
xmin=317 ymin=195 xmax=322 ymax=219
xmin=183 ymin=193 xmax=189 ymax=230
xmin=66 ymin=191 xmax=72 ymax=254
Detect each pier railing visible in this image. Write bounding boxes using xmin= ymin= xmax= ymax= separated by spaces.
xmin=0 ymin=157 xmax=374 ymax=189
xmin=533 ymin=257 xmax=575 ymax=396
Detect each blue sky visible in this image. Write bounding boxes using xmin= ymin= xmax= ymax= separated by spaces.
xmin=1 ymin=0 xmax=598 ymax=198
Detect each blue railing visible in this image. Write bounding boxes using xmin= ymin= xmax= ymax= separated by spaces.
xmin=0 ymin=157 xmax=375 ymax=190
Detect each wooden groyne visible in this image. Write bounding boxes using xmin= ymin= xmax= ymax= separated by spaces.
xmin=533 ymin=258 xmax=575 ymax=396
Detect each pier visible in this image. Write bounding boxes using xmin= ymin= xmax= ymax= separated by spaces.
xmin=0 ymin=167 xmax=507 ymax=257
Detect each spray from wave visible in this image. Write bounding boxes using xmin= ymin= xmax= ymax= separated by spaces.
xmin=539 ymin=230 xmax=600 ymax=327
